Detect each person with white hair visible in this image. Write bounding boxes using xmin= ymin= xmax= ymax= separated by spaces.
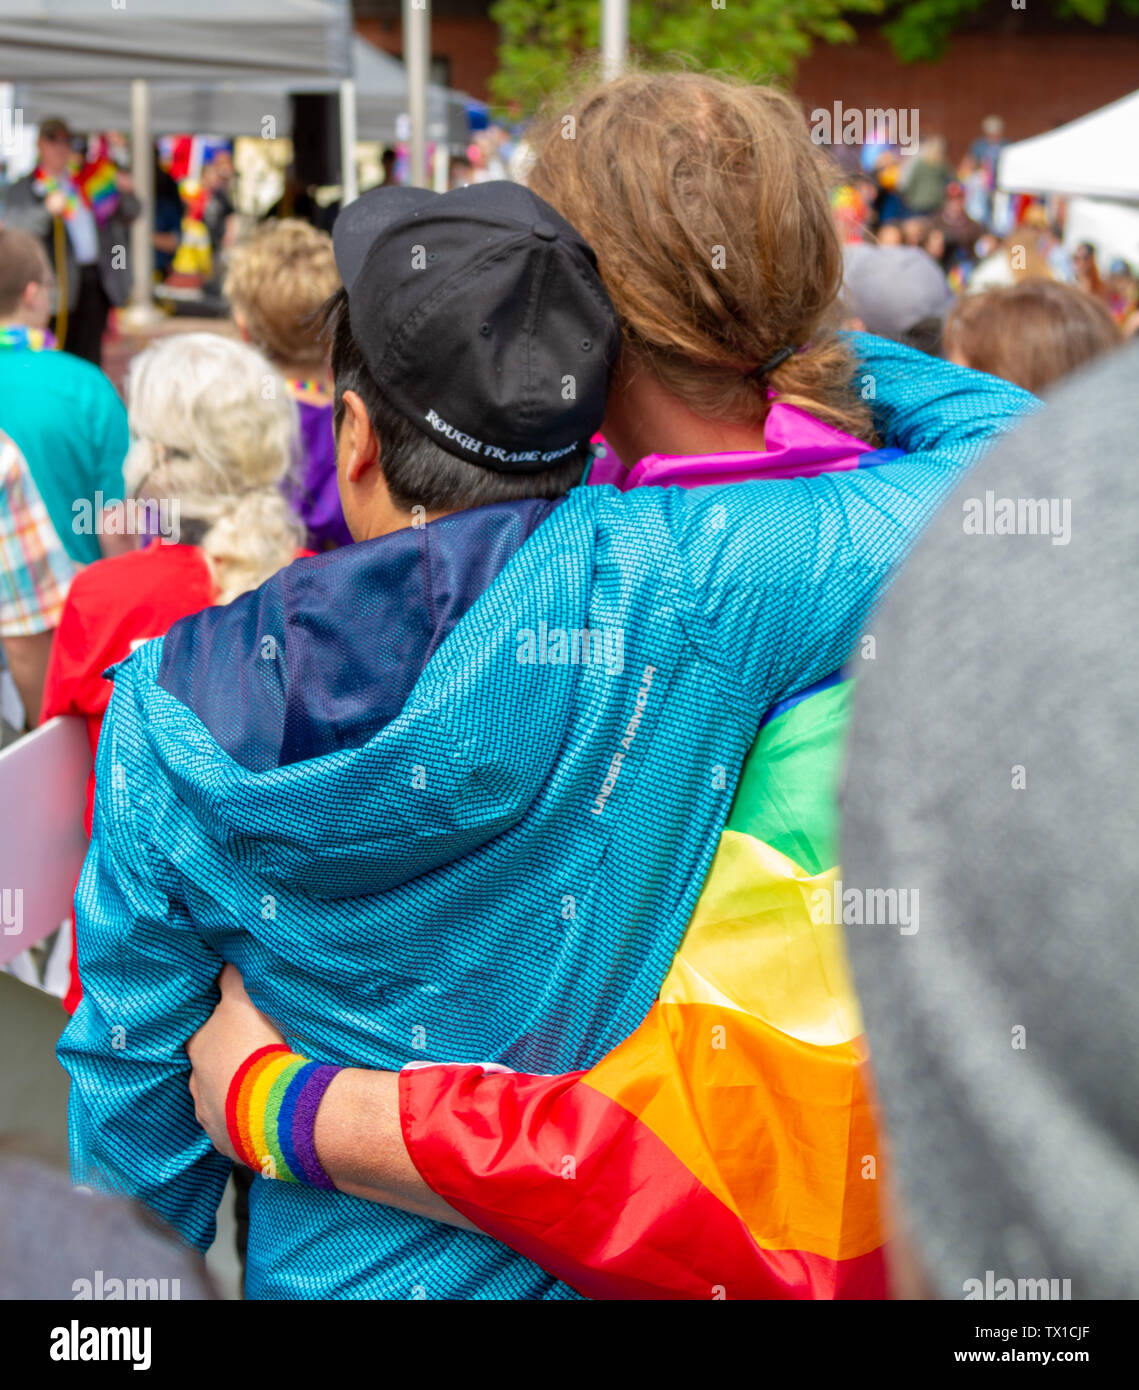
xmin=41 ymin=331 xmax=307 ymax=1016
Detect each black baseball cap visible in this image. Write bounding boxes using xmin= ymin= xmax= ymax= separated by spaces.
xmin=332 ymin=180 xmax=620 ymax=473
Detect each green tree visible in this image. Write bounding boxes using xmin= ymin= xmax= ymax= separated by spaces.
xmin=883 ymin=0 xmax=1139 ymax=64
xmin=490 ymin=0 xmax=1139 ymax=115
xmin=489 ymin=0 xmax=883 ymax=113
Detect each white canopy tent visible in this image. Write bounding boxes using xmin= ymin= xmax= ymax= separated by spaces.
xmin=0 ymin=0 xmax=353 ymax=84
xmin=997 ymin=90 xmax=1139 ymax=203
xmin=998 ymin=90 xmax=1139 ymax=270
xmin=13 ymin=36 xmax=470 ymax=147
xmin=1063 ymin=196 xmax=1139 ymax=274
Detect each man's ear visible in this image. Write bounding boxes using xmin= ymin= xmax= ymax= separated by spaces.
xmin=341 ymin=389 xmax=381 ymax=484
xmin=233 ymin=311 xmax=252 ymax=344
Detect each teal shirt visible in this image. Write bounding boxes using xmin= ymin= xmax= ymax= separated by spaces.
xmin=0 ymin=335 xmax=127 ymax=565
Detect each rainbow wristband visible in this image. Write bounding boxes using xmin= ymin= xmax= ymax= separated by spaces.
xmin=224 ymin=1043 xmax=341 ymax=1189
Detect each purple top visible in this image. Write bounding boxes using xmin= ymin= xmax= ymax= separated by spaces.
xmin=291 ymin=398 xmax=353 ymax=550
xmin=587 ymin=401 xmax=876 ymax=490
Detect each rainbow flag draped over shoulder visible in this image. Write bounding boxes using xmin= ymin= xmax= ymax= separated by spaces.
xmin=399 ymin=416 xmax=896 ymax=1299
xmin=402 ymin=674 xmax=886 ymax=1298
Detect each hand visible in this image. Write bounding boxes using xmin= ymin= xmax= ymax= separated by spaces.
xmin=186 ymin=962 xmax=286 ymax=1162
xmin=44 ymin=189 xmax=68 ymax=217
xmin=187 ymin=964 xmax=471 ymax=1226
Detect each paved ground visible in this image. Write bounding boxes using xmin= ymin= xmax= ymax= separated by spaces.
xmin=102 ymin=310 xmax=238 ymax=397
xmin=0 ymin=971 xmax=243 ymax=1298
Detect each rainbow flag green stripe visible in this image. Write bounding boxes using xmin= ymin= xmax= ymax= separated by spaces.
xmin=727 ymin=678 xmax=852 ymax=874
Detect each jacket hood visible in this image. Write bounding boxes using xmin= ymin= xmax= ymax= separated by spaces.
xmin=115 ymin=496 xmax=581 ymax=900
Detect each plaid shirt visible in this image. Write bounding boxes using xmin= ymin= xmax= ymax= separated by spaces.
xmin=0 ymin=430 xmax=79 ymax=638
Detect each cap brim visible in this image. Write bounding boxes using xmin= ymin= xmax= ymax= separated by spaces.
xmin=332 ymin=185 xmax=438 ymax=291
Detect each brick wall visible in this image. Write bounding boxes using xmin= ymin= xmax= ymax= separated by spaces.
xmin=355 ymin=12 xmax=1139 ymax=153
xmin=794 ymin=30 xmax=1139 ymax=159
xmin=356 ymin=15 xmax=499 ymax=103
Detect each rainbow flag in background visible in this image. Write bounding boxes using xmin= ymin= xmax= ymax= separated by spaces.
xmin=77 ymin=158 xmax=120 ymax=225
xmin=401 ymin=674 xmax=889 ymax=1299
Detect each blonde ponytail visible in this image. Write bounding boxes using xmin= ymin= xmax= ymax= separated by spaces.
xmin=199 ymin=485 xmax=304 ymax=606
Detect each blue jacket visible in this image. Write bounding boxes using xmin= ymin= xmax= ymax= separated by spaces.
xmin=59 ymin=336 xmax=1036 ymax=1298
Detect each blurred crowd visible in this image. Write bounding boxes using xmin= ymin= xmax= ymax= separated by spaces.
xmin=0 ymin=116 xmax=527 ymax=347
xmin=828 ymin=114 xmax=1137 ymax=394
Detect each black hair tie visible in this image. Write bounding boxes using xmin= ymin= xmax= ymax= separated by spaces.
xmin=750 ymin=345 xmax=793 ymax=379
